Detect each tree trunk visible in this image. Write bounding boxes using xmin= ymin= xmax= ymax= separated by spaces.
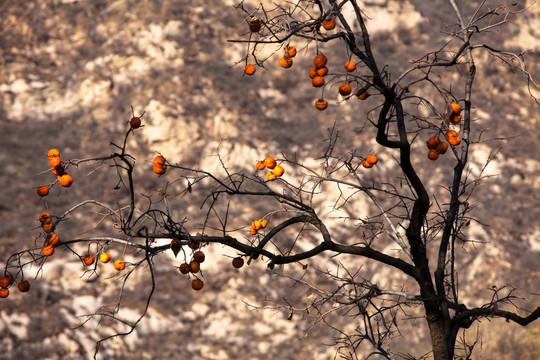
xmin=427 ymin=315 xmax=451 ymax=360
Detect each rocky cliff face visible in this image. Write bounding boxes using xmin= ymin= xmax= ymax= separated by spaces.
xmin=1 ymin=0 xmax=539 ymax=359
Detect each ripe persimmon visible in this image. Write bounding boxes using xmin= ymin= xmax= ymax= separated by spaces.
xmin=153 ymin=155 xmax=167 ymax=175
xmin=445 ymin=130 xmax=461 ymax=146
xmin=42 ymin=245 xmax=55 ymax=256
xmin=436 ymin=141 xmax=448 ymax=154
xmin=357 ymin=91 xmax=370 ymax=100
xmin=322 ymin=18 xmax=336 ymax=30
xmin=58 ymin=174 xmax=73 ymax=187
xmin=308 ymin=66 xmax=317 ymax=79
xmin=312 ymin=76 xmax=325 ymax=87
xmin=316 ymin=67 xmax=328 ymax=77
xmin=179 ymin=263 xmax=189 ymax=274
xmin=449 ymin=114 xmax=462 ymax=124
xmin=313 ymin=54 xmax=327 ymax=68
xmin=260 ymin=219 xmax=268 ymax=228
xmin=47 ymin=233 xmax=60 ymax=247
xmin=252 ymin=220 xmax=262 ymax=231
xmin=191 ymin=278 xmax=204 ymax=291
xmin=279 ymin=56 xmax=293 ymax=69
xmin=193 ymin=250 xmax=205 ymax=264
xmin=266 ymin=172 xmax=276 ymax=181
xmin=232 ymin=257 xmax=244 ymax=269
xmin=244 ymin=64 xmax=256 ymax=75
xmin=338 ymin=83 xmax=352 ymax=96
xmin=362 ymin=160 xmax=373 ymax=168
xmin=100 ymin=252 xmax=112 ymax=263
xmin=49 ymin=156 xmax=61 ymax=168
xmin=428 ymin=149 xmax=440 ymax=161
xmin=153 ymin=164 xmax=167 ymax=175
xmin=0 ymin=275 xmax=14 ymax=288
xmin=0 ymin=288 xmax=8 ymax=298
xmin=272 ymin=165 xmax=285 ymax=177
xmin=315 ymin=98 xmax=328 ymax=110
xmin=449 ymin=103 xmax=461 ymax=114
xmin=83 ymin=254 xmax=94 ymax=266
xmin=188 ymin=241 xmax=200 ymax=250
xmin=37 ymin=185 xmax=49 ymax=197
xmin=47 ymin=149 xmax=60 ymax=159
xmin=18 ymin=280 xmax=30 ymax=293
xmin=41 ymin=221 xmax=55 ymax=234
xmin=189 ymin=261 xmax=200 ymax=273
xmin=249 ymin=227 xmax=257 ymax=235
xmin=426 ymin=136 xmax=441 ymax=150
xmin=114 ymin=259 xmax=125 ymax=271
xmin=285 ymin=45 xmax=296 ymax=58
xmin=366 ymin=154 xmax=378 ymax=165
xmin=39 ymin=212 xmax=50 ymax=223
xmin=264 ymin=156 xmax=277 ymax=169
xmin=344 ymin=60 xmax=356 ymax=72
xmin=256 ymin=161 xmax=266 ymax=170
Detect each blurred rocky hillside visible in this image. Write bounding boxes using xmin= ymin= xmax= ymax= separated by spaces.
xmin=0 ymin=0 xmax=539 ymax=359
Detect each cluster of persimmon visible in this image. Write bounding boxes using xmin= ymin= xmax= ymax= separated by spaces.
xmin=0 ymin=273 xmax=30 ymax=299
xmin=153 ymin=155 xmax=167 ymax=175
xmin=256 ymin=156 xmax=284 ymax=181
xmin=309 ymin=52 xmax=330 ymax=110
xmin=362 ymin=154 xmax=378 ymax=168
xmin=82 ymin=251 xmax=125 ymax=270
xmin=279 ymin=44 xmax=297 ymax=69
xmin=37 ymin=212 xmax=126 ymax=271
xmin=36 ymin=149 xmax=73 ymax=196
xmin=248 ymin=218 xmax=268 ymax=235
xmin=426 ymin=103 xmax=463 ymax=161
xmin=176 ymin=241 xmax=206 ymax=291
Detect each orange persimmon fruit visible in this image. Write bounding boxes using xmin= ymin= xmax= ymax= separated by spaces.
xmin=338 ymin=83 xmax=352 ymax=96
xmin=322 ymin=18 xmax=336 ymax=30
xmin=83 ymin=254 xmax=95 ymax=266
xmin=0 ymin=288 xmax=8 ymax=298
xmin=100 ymin=252 xmax=112 ymax=263
xmin=189 ymin=261 xmax=200 ymax=274
xmin=315 ymin=98 xmax=328 ymax=110
xmin=436 ymin=141 xmax=449 ymax=154
xmin=244 ymin=64 xmax=256 ymax=75
xmin=37 ymin=185 xmax=49 ymax=197
xmin=42 ymin=245 xmax=55 ymax=256
xmin=426 ymin=136 xmax=441 ymax=150
xmin=313 ymin=53 xmax=327 ymax=68
xmin=366 ymin=154 xmax=378 ymax=165
xmin=344 ymin=60 xmax=356 ymax=72
xmin=428 ymin=149 xmax=440 ymax=161
xmin=58 ymin=174 xmax=73 ymax=187
xmin=272 ymin=165 xmax=285 ymax=177
xmin=18 ymin=280 xmax=30 ymax=293
xmin=256 ymin=161 xmax=266 ymax=170
xmin=191 ymin=278 xmax=204 ymax=291
xmin=279 ymin=56 xmax=293 ymax=69
xmin=114 ymin=259 xmax=125 ymax=271
xmin=264 ymin=156 xmax=277 ymax=169
xmin=193 ymin=250 xmax=205 ymax=264
xmin=312 ymin=76 xmax=325 ymax=87
xmin=179 ymin=263 xmax=189 ymax=274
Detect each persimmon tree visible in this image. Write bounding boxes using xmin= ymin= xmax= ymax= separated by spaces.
xmin=2 ymin=1 xmax=539 ymax=359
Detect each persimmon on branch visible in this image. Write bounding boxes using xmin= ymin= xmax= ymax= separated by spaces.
xmin=2 ymin=1 xmax=539 ymax=359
